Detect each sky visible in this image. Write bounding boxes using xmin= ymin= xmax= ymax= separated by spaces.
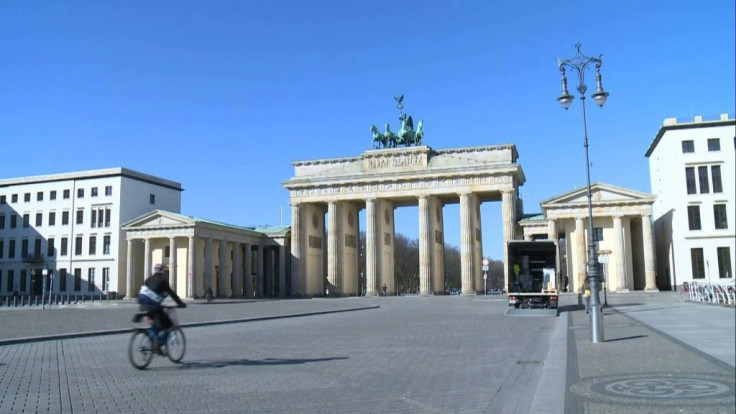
xmin=1 ymin=1 xmax=734 ymax=260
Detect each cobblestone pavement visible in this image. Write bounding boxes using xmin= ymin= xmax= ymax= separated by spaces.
xmin=0 ymin=296 xmax=555 ymax=413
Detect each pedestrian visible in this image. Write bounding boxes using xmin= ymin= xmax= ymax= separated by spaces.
xmin=583 ymin=279 xmax=591 ymax=314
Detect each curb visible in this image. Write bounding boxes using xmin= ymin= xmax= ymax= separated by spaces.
xmin=0 ymin=305 xmax=379 ymax=346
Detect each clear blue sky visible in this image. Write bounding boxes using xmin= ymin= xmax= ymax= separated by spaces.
xmin=1 ymin=1 xmax=734 ymax=260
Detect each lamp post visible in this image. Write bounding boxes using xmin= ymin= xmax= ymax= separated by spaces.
xmin=557 ymin=43 xmax=610 ymax=343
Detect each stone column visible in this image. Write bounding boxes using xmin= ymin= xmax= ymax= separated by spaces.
xmin=256 ymin=245 xmax=264 ymax=297
xmin=419 ymin=195 xmax=431 ymax=296
xmin=279 ymin=245 xmax=286 ymax=297
xmin=365 ymin=198 xmax=378 ymax=297
xmin=169 ymin=236 xmax=177 ymax=292
xmin=327 ymin=201 xmax=339 ymax=294
xmin=460 ymin=192 xmax=474 ymax=294
xmin=290 ymin=203 xmax=303 ymax=295
xmin=218 ymin=239 xmax=227 ymax=297
xmin=126 ymin=239 xmax=134 ymax=299
xmin=547 ymin=219 xmax=558 ymax=290
xmin=574 ymin=217 xmax=585 ymax=292
xmin=613 ymin=215 xmax=627 ymax=292
xmin=501 ymin=190 xmax=516 ymax=292
xmin=642 ymin=213 xmax=658 ymax=291
xmin=547 ymin=219 xmax=556 ymax=241
xmin=144 ymin=238 xmax=151 ymax=278
xmin=244 ymin=244 xmax=253 ymax=298
xmin=204 ymin=238 xmax=213 ymax=295
xmin=187 ymin=236 xmax=196 ymax=298
xmin=233 ymin=242 xmax=242 ymax=297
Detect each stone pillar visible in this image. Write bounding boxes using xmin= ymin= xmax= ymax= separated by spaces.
xmin=460 ymin=192 xmax=474 ymax=294
xmin=432 ymin=198 xmax=445 ymax=295
xmin=574 ymin=217 xmax=585 ymax=292
xmin=256 ymin=245 xmax=264 ymax=297
xmin=126 ymin=239 xmax=134 ymax=299
xmin=419 ymin=195 xmax=431 ymax=296
xmin=613 ymin=215 xmax=627 ymax=292
xmin=279 ymin=245 xmax=286 ymax=297
xmin=144 ymin=238 xmax=151 ymax=278
xmin=327 ymin=201 xmax=339 ymax=294
xmin=187 ymin=236 xmax=196 ymax=298
xmin=264 ymin=248 xmax=273 ymax=296
xmin=233 ymin=242 xmax=242 ymax=297
xmin=169 ymin=236 xmax=177 ymax=292
xmin=218 ymin=239 xmax=228 ymax=297
xmin=244 ymin=244 xmax=253 ymax=298
xmin=642 ymin=213 xmax=658 ymax=291
xmin=547 ymin=219 xmax=558 ymax=290
xmin=290 ymin=203 xmax=303 ymax=295
xmin=502 ymin=190 xmax=516 ymax=292
xmin=547 ymin=219 xmax=556 ymax=241
xmin=204 ymin=238 xmax=213 ymax=295
xmin=365 ymin=198 xmax=378 ymax=297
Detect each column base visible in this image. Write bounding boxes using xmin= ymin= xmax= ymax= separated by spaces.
xmin=616 ymin=289 xmax=630 ymax=293
xmin=644 ymin=288 xmax=660 ymax=292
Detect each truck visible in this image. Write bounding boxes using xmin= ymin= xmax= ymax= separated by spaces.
xmin=507 ymin=240 xmax=559 ymax=310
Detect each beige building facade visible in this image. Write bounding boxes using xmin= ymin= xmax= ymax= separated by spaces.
xmin=123 ymin=210 xmax=289 ymax=299
xmin=283 ymin=145 xmax=526 ymax=297
xmin=520 ymin=183 xmax=658 ymax=293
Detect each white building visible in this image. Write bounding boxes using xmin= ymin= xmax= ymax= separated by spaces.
xmin=646 ymin=114 xmax=735 ymax=289
xmin=0 ymin=168 xmax=182 ymax=297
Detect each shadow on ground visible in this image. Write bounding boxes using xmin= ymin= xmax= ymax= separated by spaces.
xmin=152 ymin=356 xmax=350 ymax=371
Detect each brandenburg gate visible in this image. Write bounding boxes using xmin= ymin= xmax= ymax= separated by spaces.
xmin=283 ymin=144 xmax=525 ymax=297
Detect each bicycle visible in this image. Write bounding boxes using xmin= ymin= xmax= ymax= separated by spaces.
xmin=128 ymin=305 xmax=187 ymax=370
xmin=203 ymin=286 xmax=214 ymax=304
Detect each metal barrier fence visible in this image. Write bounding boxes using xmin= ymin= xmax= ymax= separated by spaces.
xmin=681 ymin=281 xmax=735 ymax=306
xmin=2 ymin=292 xmax=119 ymax=308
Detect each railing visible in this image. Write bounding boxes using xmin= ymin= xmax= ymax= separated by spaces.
xmin=21 ymin=254 xmax=45 ymax=263
xmin=1 ymin=292 xmax=119 ymax=308
xmin=681 ymin=281 xmax=735 ymax=306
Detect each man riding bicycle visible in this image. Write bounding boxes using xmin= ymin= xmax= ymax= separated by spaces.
xmin=137 ymin=264 xmax=186 ymax=352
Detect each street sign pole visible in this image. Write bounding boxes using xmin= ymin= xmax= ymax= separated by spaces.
xmin=482 ymin=259 xmax=490 ymax=295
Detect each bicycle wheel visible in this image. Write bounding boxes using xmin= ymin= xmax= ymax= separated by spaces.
xmin=128 ymin=330 xmax=154 ymax=370
xmin=165 ymin=327 xmax=186 ymax=363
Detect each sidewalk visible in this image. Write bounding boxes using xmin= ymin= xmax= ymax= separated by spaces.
xmin=534 ymin=292 xmax=735 ymax=414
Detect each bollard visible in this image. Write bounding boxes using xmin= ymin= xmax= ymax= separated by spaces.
xmin=21 ymin=296 xmax=25 ymax=306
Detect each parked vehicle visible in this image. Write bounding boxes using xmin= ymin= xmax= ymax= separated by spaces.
xmin=507 ymin=241 xmax=559 ymax=309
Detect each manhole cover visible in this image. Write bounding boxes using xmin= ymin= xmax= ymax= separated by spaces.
xmin=571 ymin=373 xmax=735 ymax=406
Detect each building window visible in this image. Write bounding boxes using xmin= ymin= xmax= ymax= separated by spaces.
xmin=49 ymin=212 xmax=56 ymax=226
xmin=7 ymin=270 xmax=14 ymax=291
xmin=711 ymin=166 xmax=723 ymax=193
xmin=8 ymin=240 xmax=15 ymax=258
xmin=708 ymin=138 xmax=720 ymax=151
xmin=681 ymin=140 xmax=694 ymax=153
xmin=20 ymin=270 xmax=27 ymax=293
xmin=150 ymin=194 xmax=155 ymax=204
xmin=74 ymin=236 xmax=83 ymax=256
xmin=105 ymin=186 xmax=112 ymax=196
xmin=91 ymin=210 xmax=97 ymax=228
xmin=685 ymin=167 xmax=696 ymax=194
xmin=99 ymin=207 xmax=105 ymax=228
xmin=89 ymin=236 xmax=96 ymax=255
xmin=687 ymin=205 xmax=701 ymax=230
xmin=0 ymin=195 xmax=5 ymax=204
xmin=77 ymin=188 xmax=84 ymax=198
xmin=74 ymin=269 xmax=82 ymax=291
xmin=0 ymin=240 xmax=4 ymax=259
xmin=35 ymin=213 xmax=42 ymax=227
xmin=592 ymin=227 xmax=604 ymax=242
xmin=717 ymin=247 xmax=732 ymax=279
xmin=48 ymin=238 xmax=55 ymax=257
xmin=714 ymin=204 xmax=728 ymax=229
xmin=691 ymin=248 xmax=705 ymax=279
xmin=63 ymin=189 xmax=70 ymax=199
xmin=698 ymin=166 xmax=709 ymax=194
xmin=62 ymin=211 xmax=69 ymax=225
xmin=88 ymin=268 xmax=95 ymax=292
xmin=34 ymin=238 xmax=41 ymax=257
xmin=103 ymin=235 xmax=111 ymax=255
xmin=102 ymin=268 xmax=110 ymax=291
xmin=36 ymin=191 xmax=43 ymax=201
xmin=60 ymin=237 xmax=68 ymax=256
xmin=165 ymin=246 xmax=170 ymax=258
xmin=11 ymin=194 xmax=18 ymax=203
xmin=50 ymin=190 xmax=56 ymax=200
xmin=76 ymin=209 xmax=83 ymax=225
xmin=21 ymin=239 xmax=28 ymax=257
xmin=24 ymin=193 xmax=30 ymax=202
xmin=0 ymin=215 xmax=4 ymax=229
xmin=22 ymin=214 xmax=29 ymax=228
xmin=59 ymin=269 xmax=67 ymax=292
xmin=10 ymin=214 xmax=17 ymax=229
xmin=91 ymin=187 xmax=98 ymax=197
xmin=105 ymin=207 xmax=111 ymax=227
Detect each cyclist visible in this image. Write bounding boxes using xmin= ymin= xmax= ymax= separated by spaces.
xmin=137 ymin=264 xmax=186 ymax=353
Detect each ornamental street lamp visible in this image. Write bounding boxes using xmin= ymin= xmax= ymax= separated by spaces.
xmin=557 ymin=43 xmax=610 ymax=343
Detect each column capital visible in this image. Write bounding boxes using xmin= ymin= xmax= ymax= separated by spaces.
xmin=641 ymin=212 xmax=651 ymax=219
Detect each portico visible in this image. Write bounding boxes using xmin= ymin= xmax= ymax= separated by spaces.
xmin=284 ymin=145 xmax=526 ymax=297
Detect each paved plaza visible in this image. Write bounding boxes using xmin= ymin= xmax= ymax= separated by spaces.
xmin=0 ymin=293 xmax=734 ymax=413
